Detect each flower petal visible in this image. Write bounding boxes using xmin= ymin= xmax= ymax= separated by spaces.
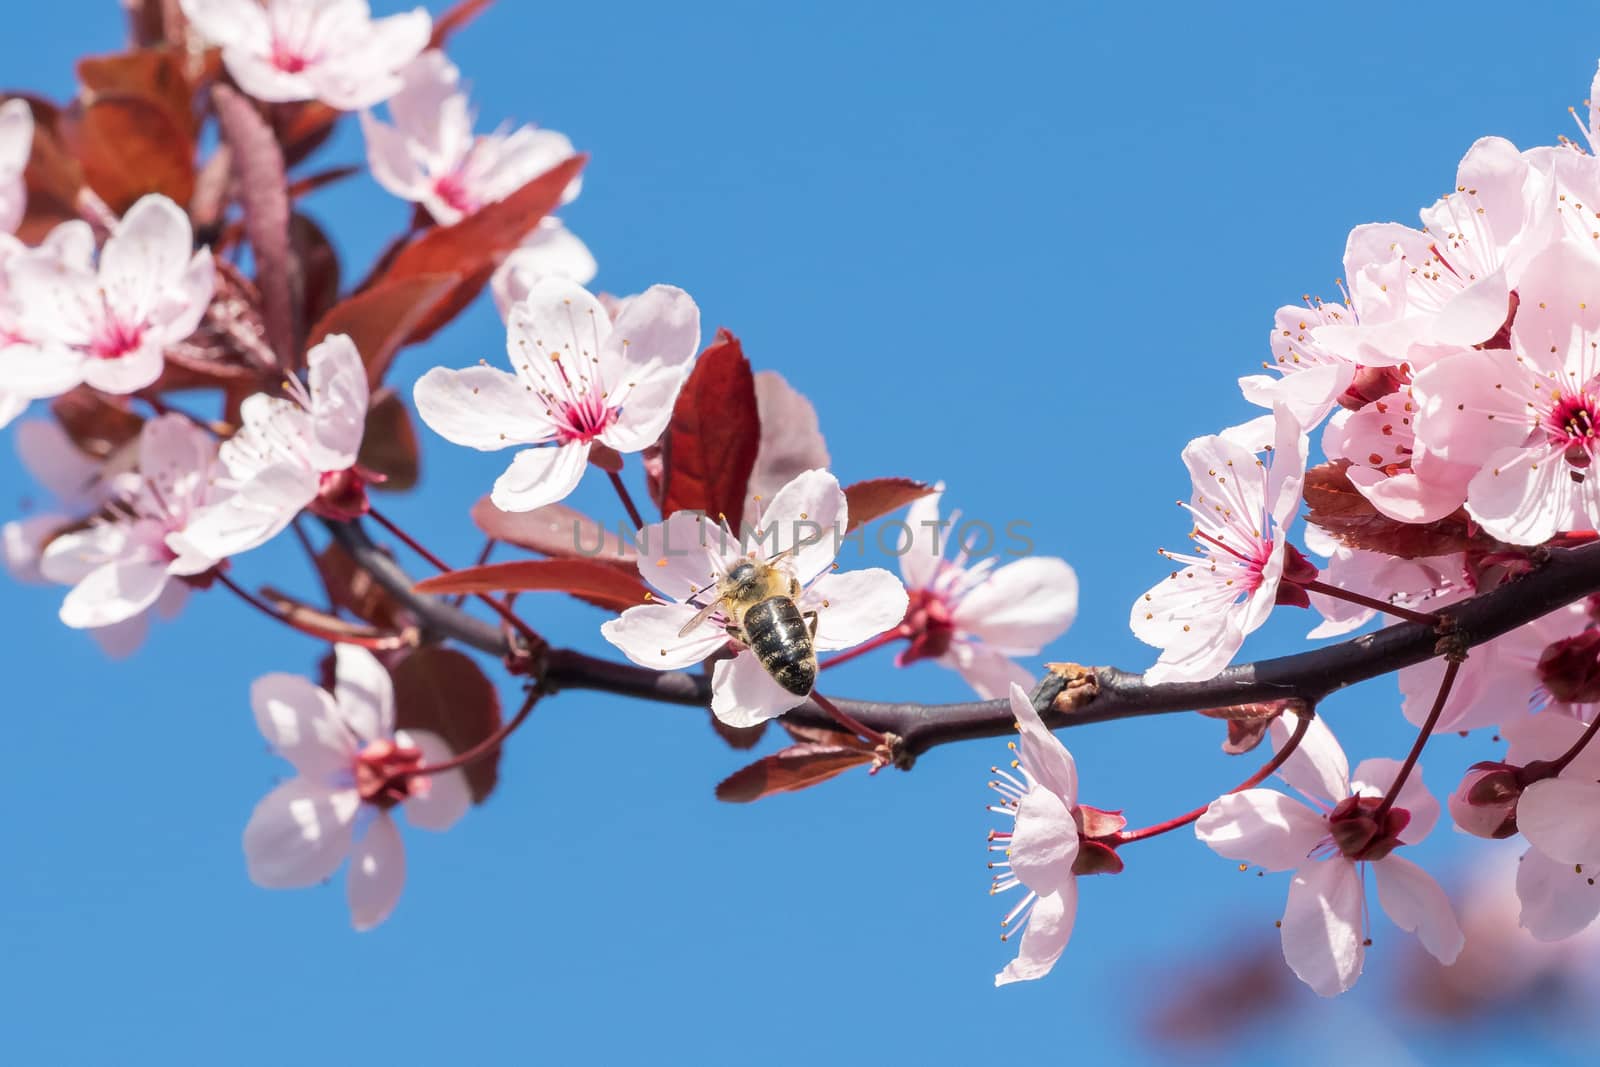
xmin=1373 ymin=853 xmax=1464 ymax=964
xmin=242 ymin=779 xmax=360 ymax=889
xmin=1269 ymin=711 xmax=1349 ymax=808
xmin=759 ymin=468 xmax=844 ymax=586
xmin=307 ymin=333 xmax=369 ymax=469
xmin=994 ymin=885 xmax=1076 ymax=987
xmin=952 ymin=556 xmax=1078 ymax=654
xmin=1195 ymin=789 xmax=1325 ymax=872
xmin=334 ymin=644 xmax=394 ymax=744
xmin=944 ymin=639 xmax=1032 ymax=701
xmin=413 ymin=365 xmax=556 ymax=451
xmin=1350 ymin=758 xmax=1440 ymax=843
xmin=1008 ymin=788 xmax=1080 ymax=889
xmin=601 ymin=602 xmax=729 ymax=671
xmin=1280 ymin=859 xmax=1365 ymax=997
xmin=251 ymin=672 xmax=353 ymax=779
xmin=1007 ymin=683 xmax=1078 ymax=802
xmin=346 ymin=812 xmax=406 ymax=931
xmin=1516 ymin=846 xmax=1600 ymax=941
xmin=710 ymin=650 xmax=806 ymax=728
xmin=398 ymin=729 xmax=471 ymax=832
xmin=802 ymin=568 xmax=908 ymax=652
xmin=1517 ymin=778 xmax=1600 ymax=865
xmin=490 ymin=442 xmax=590 ymax=513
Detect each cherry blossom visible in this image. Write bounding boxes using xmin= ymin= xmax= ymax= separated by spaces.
xmin=988 ymin=684 xmax=1084 ymax=986
xmin=5 ymin=195 xmax=213 ymax=397
xmin=1196 ymin=712 xmax=1463 ymax=996
xmin=1301 ymin=527 xmax=1462 ymax=639
xmin=180 ymin=0 xmax=430 ymax=111
xmin=1131 ymin=406 xmax=1308 ymax=684
xmin=181 ymin=334 xmax=370 ymax=561
xmin=1313 ymin=137 xmax=1537 ymax=370
xmin=1322 ymin=388 xmax=1476 ymax=524
xmin=243 ymin=645 xmax=470 ymax=930
xmin=600 ymin=469 xmax=909 ymax=728
xmin=1501 ymin=712 xmax=1600 ymax=940
xmin=0 ymin=223 xmax=97 ymax=425
xmin=38 ymin=414 xmax=231 ymax=636
xmin=413 ymin=278 xmax=700 ymax=513
xmin=896 ymin=488 xmax=1078 ymax=699
xmin=1239 ymin=300 xmax=1358 ymax=431
xmin=361 ymin=49 xmax=583 ymax=228
xmin=0 ymin=97 xmax=33 ymax=236
xmin=2 ymin=418 xmax=136 ymax=586
xmin=1413 ymin=240 xmax=1600 ymax=544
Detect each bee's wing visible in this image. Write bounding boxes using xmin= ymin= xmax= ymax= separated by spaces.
xmin=677 ymin=597 xmax=724 ymax=638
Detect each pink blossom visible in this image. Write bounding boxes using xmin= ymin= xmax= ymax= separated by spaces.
xmin=1501 ymin=712 xmax=1600 ymax=940
xmin=1238 ymin=300 xmax=1358 ymax=431
xmin=243 ymin=645 xmax=470 ymax=930
xmin=1322 ymin=388 xmax=1476 ymax=524
xmin=1131 ymin=406 xmax=1308 ymax=684
xmin=38 ymin=414 xmax=231 ymax=636
xmin=181 ymin=0 xmax=430 ymax=111
xmin=5 ymin=195 xmax=213 ymax=397
xmin=1314 ymin=137 xmax=1536 ymax=369
xmin=1196 ymin=713 xmax=1463 ymax=996
xmin=0 ymin=223 xmax=97 ymax=425
xmin=1301 ymin=527 xmax=1463 ymax=639
xmin=361 ymin=50 xmax=584 ymax=226
xmin=0 ymin=97 xmax=33 ymax=236
xmin=413 ymin=278 xmax=700 ymax=513
xmin=988 ymin=684 xmax=1083 ymax=987
xmin=600 ymin=469 xmax=909 ymax=728
xmin=896 ymin=488 xmax=1078 ymax=699
xmin=1413 ymin=241 xmax=1600 ymax=544
xmin=181 ymin=334 xmax=370 ymax=560
xmin=2 ymin=418 xmax=137 ymax=586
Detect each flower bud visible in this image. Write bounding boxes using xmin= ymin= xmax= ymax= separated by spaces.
xmin=1537 ymin=630 xmax=1600 ymax=704
xmin=1447 ymin=761 xmax=1521 ymax=839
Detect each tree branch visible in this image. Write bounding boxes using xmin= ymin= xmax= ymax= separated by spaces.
xmin=326 ymin=516 xmax=1600 ymax=762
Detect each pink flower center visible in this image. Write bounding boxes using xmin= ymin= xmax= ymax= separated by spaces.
xmin=1321 ymin=795 xmax=1411 ymax=862
xmin=353 ymin=738 xmax=425 ymax=810
xmin=1547 ymin=391 xmax=1600 ymax=472
xmin=897 ymin=587 xmax=955 ymax=665
xmin=269 ymin=39 xmax=313 ymax=74
xmin=311 ymin=467 xmax=373 ymax=522
xmin=553 ymin=388 xmax=620 ymax=445
xmin=433 ymin=172 xmax=481 ymax=217
xmin=91 ymin=317 xmax=144 ymax=361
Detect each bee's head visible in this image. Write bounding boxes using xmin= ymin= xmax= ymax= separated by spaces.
xmin=724 ymin=560 xmax=764 ymax=600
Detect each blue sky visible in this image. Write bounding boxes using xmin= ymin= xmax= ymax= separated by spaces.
xmin=4 ymin=2 xmax=1600 ymax=1064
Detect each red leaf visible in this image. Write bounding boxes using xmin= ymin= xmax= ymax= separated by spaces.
xmin=1303 ymin=461 xmax=1479 ymax=559
xmin=470 ymin=495 xmax=639 ymax=566
xmin=70 ymin=96 xmax=195 ymax=214
xmin=287 ymin=164 xmax=361 ymax=199
xmin=391 ymin=647 xmax=504 ymax=803
xmin=842 ymin=478 xmax=934 ymax=533
xmin=357 ymin=388 xmax=420 ymax=491
xmin=429 ymin=0 xmax=496 ymax=47
xmin=77 ymin=49 xmax=197 ymax=142
xmin=291 ymin=213 xmax=341 ymax=330
xmin=271 ymin=100 xmax=340 ymax=167
xmin=16 ymin=98 xmax=83 ymax=242
xmin=715 ymin=741 xmax=874 ymax=802
xmin=315 ymin=540 xmax=410 ymax=632
xmin=307 ymin=273 xmax=458 ymax=387
xmin=49 ymin=388 xmax=143 ymax=459
xmin=378 ymin=154 xmax=587 ymax=342
xmin=213 ymin=85 xmax=298 ymax=370
xmin=413 ymin=558 xmax=650 ymax=611
xmin=659 ymin=328 xmax=760 ymax=529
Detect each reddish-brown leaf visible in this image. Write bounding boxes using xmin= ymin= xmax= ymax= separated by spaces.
xmin=212 ymin=85 xmax=299 ymax=369
xmin=414 ymin=558 xmax=650 ymax=611
xmin=842 ymin=477 xmax=935 ymax=532
xmin=391 ymin=647 xmax=504 ymax=803
xmin=291 ymin=213 xmax=341 ymax=329
xmin=70 ymin=95 xmax=195 ymax=214
xmin=50 ymin=388 xmax=144 ymax=459
xmin=287 ymin=164 xmax=360 ymax=199
xmin=271 ymin=100 xmax=340 ymax=167
xmin=715 ymin=741 xmax=875 ymax=802
xmin=259 ymin=586 xmax=411 ymax=650
xmin=1303 ymin=460 xmax=1478 ymax=559
xmin=378 ymin=154 xmax=587 ymax=342
xmin=307 ymin=272 xmax=458 ymax=387
xmin=314 ymin=539 xmax=410 ymax=631
xmin=357 ymin=388 xmax=420 ymax=491
xmin=659 ymin=328 xmax=760 ymax=528
xmin=16 ymin=98 xmax=83 ymax=242
xmin=429 ymin=0 xmax=496 ymax=47
xmin=77 ymin=49 xmax=196 ymax=141
xmin=470 ymin=495 xmax=640 ymax=566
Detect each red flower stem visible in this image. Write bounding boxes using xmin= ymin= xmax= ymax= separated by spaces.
xmin=1372 ymin=656 xmax=1462 ymax=823
xmin=216 ymin=570 xmax=407 ymax=650
xmin=1544 ymin=710 xmax=1600 ymax=778
xmin=608 ymin=469 xmax=646 ymax=531
xmin=810 ymin=690 xmax=887 ymax=746
xmin=407 ymin=685 xmax=541 ymax=780
xmin=366 ymin=506 xmax=541 ymax=648
xmin=1114 ymin=709 xmax=1315 ymax=845
xmin=1301 ymin=579 xmax=1440 ymax=627
xmin=818 ymin=626 xmax=911 ymax=670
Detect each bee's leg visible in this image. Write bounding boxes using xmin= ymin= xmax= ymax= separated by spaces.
xmin=803 ymin=611 xmax=819 ymax=639
xmin=789 ymin=578 xmax=801 ymax=597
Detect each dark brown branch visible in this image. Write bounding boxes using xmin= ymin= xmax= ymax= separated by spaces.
xmin=327 ymin=517 xmax=1600 ymax=761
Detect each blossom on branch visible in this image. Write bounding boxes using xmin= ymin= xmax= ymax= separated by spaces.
xmin=0 ymin=97 xmax=33 ymax=237
xmin=362 ymin=50 xmax=585 ymax=229
xmin=5 ymin=195 xmax=213 ymax=397
xmin=601 ymin=469 xmax=908 ymax=728
xmin=181 ymin=334 xmax=371 ymax=560
xmin=896 ymin=488 xmax=1079 ymax=699
xmin=243 ymin=645 xmax=470 ymax=930
xmin=181 ymin=0 xmax=431 ymax=111
xmin=413 ymin=278 xmax=700 ymax=513
xmin=1131 ymin=406 xmax=1309 ymax=684
xmin=1196 ymin=713 xmax=1464 ymax=996
xmin=1500 ymin=712 xmax=1600 ymax=940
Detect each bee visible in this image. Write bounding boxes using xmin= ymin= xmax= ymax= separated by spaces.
xmin=678 ymin=549 xmax=819 ymax=696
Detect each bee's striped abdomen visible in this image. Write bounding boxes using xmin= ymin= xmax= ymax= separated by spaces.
xmin=743 ymin=596 xmax=816 ymax=696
